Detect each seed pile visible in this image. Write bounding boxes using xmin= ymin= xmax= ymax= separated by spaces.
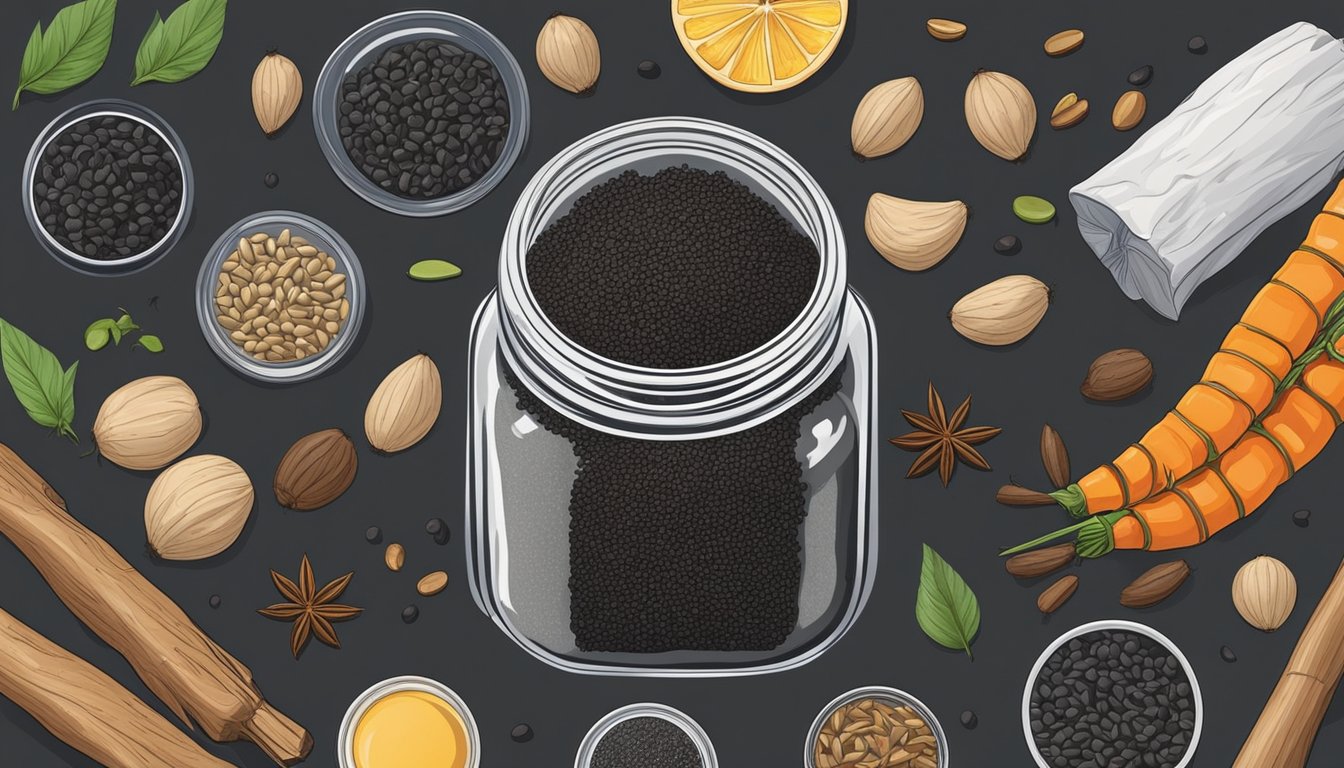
xmin=507 ymin=366 xmax=841 ymax=653
xmin=214 ymin=229 xmax=350 ymax=363
xmin=338 ymin=39 xmax=509 ymax=199
xmin=815 ymin=697 xmax=940 ymax=768
xmin=1031 ymin=629 xmax=1196 ymax=768
xmin=526 ymin=166 xmax=820 ymax=369
xmin=591 ymin=717 xmax=702 ymax=768
xmin=33 ymin=116 xmax=183 ymax=261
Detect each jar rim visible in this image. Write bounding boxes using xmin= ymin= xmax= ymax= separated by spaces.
xmin=498 ymin=117 xmax=847 ymax=437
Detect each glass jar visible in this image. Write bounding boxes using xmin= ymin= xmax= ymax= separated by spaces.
xmin=466 ymin=117 xmax=877 ymax=676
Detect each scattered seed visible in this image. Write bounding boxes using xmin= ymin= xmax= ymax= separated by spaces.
xmin=365 ymin=525 xmax=383 ymax=544
xmin=1050 ymin=98 xmax=1089 ymax=129
xmin=402 ymin=604 xmax=419 ymax=624
xmin=1293 ymin=509 xmax=1311 ymax=527
xmin=1220 ymin=645 xmax=1238 ymax=663
xmin=1128 ymin=65 xmax=1153 ymax=86
xmin=264 ymin=172 xmax=279 ymax=189
xmin=1013 ymin=195 xmax=1056 ymax=224
xmin=407 ymin=259 xmax=462 ymax=281
xmin=511 ymin=723 xmax=534 ymax=743
xmin=960 ymin=710 xmax=978 ymax=730
xmin=1112 ymin=90 xmax=1147 ymax=131
xmin=1188 ymin=36 xmax=1208 ymax=54
xmin=1044 ymin=29 xmax=1085 ymax=56
xmin=993 ymin=234 xmax=1021 ymax=255
xmin=385 ymin=542 xmax=405 ymax=572
xmin=425 ymin=517 xmax=450 ymax=545
xmin=926 ymin=18 xmax=968 ymax=42
xmin=1037 ymin=574 xmax=1079 ymax=614
xmin=637 ymin=59 xmax=661 ymax=79
xmin=209 ymin=594 xmax=222 ymax=609
xmin=416 ymin=571 xmax=449 ymax=596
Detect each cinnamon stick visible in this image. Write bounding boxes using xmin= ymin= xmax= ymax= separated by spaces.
xmin=0 ymin=606 xmax=234 ymax=768
xmin=0 ymin=443 xmax=311 ymax=766
xmin=1234 ymin=556 xmax=1344 ymax=767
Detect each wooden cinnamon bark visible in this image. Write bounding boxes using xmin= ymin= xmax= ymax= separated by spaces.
xmin=1234 ymin=557 xmax=1344 ymax=767
xmin=0 ymin=443 xmax=311 ymax=766
xmin=0 ymin=607 xmax=234 ymax=768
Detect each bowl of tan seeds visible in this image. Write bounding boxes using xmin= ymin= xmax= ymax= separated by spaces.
xmin=806 ymin=686 xmax=947 ymax=768
xmin=196 ymin=210 xmax=366 ymax=383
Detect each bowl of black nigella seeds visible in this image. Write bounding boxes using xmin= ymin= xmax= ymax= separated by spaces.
xmin=23 ymin=99 xmax=191 ymax=275
xmin=575 ymin=703 xmax=717 ymax=768
xmin=313 ymin=10 xmax=529 ymax=217
xmin=1024 ymin=620 xmax=1202 ymax=768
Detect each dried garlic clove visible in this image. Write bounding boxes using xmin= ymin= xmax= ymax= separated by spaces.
xmin=145 ymin=456 xmax=254 ymax=561
xmin=536 ymin=13 xmax=600 ymax=93
xmin=965 ymin=70 xmax=1036 ymax=161
xmin=1232 ymin=556 xmax=1296 ymax=631
xmin=864 ymin=194 xmax=967 ymax=271
xmin=851 ymin=77 xmax=924 ymax=159
xmin=950 ymin=275 xmax=1050 ymax=346
xmin=252 ymin=52 xmax=303 ymax=135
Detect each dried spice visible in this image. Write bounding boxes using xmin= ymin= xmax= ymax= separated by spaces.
xmin=365 ymin=354 xmax=442 ymax=453
xmin=1081 ymin=348 xmax=1153 ymax=401
xmin=1037 ymin=574 xmax=1079 ymax=614
xmin=1113 ymin=90 xmax=1148 ymax=131
xmin=926 ymin=18 xmax=966 ymax=41
xmin=964 ymin=70 xmax=1035 ymax=161
xmin=950 ymin=274 xmax=1050 ymax=346
xmin=1120 ymin=560 xmax=1191 ymax=608
xmin=273 ymin=428 xmax=358 ymax=511
xmin=257 ymin=554 xmax=362 ymax=658
xmin=815 ymin=697 xmax=941 ymax=768
xmin=890 ymin=383 xmax=1000 ymax=486
xmin=384 ymin=543 xmax=405 ymax=572
xmin=1232 ymin=556 xmax=1296 ymax=631
xmin=144 ymin=455 xmax=253 ymax=561
xmin=592 ymin=716 xmax=702 ymax=768
xmin=417 ymin=571 xmax=448 ymax=597
xmin=1040 ymin=424 xmax=1071 ymax=489
xmin=536 ymin=14 xmax=601 ymax=93
xmin=252 ymin=51 xmax=303 ymax=134
xmin=92 ymin=375 xmax=200 ymax=470
xmin=865 ymin=194 xmax=967 ymax=272
xmin=1043 ymin=29 xmax=1085 ymax=57
xmin=851 ymin=77 xmax=924 ymax=159
xmin=1005 ymin=542 xmax=1076 ymax=578
xmin=997 ymin=484 xmax=1056 ymax=507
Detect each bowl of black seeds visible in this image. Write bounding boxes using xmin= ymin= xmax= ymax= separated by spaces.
xmin=313 ymin=10 xmax=528 ymax=216
xmin=24 ymin=99 xmax=191 ymax=275
xmin=574 ymin=703 xmax=717 ymax=768
xmin=1024 ymin=620 xmax=1202 ymax=768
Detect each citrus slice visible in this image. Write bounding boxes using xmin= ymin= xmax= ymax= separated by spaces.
xmin=672 ymin=0 xmax=848 ymax=93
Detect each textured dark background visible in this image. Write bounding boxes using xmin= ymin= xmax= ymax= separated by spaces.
xmin=2 ymin=1 xmax=1344 ymax=766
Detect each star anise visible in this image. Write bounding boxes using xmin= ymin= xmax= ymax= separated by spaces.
xmin=890 ymin=382 xmax=1001 ymax=486
xmin=258 ymin=554 xmax=362 ymax=658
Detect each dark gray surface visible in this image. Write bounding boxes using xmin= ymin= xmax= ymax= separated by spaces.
xmin=1 ymin=1 xmax=1343 ymax=766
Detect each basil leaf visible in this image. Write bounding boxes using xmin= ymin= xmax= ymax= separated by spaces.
xmin=136 ymin=334 xmax=164 ymax=353
xmin=131 ymin=0 xmax=226 ymax=86
xmin=13 ymin=0 xmax=117 ymax=110
xmin=915 ymin=543 xmax=980 ymax=658
xmin=115 ymin=311 xmax=138 ymax=333
xmin=84 ymin=319 xmax=115 ymax=350
xmin=0 ymin=317 xmax=79 ymax=440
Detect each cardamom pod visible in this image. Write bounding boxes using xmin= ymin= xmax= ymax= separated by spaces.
xmin=252 ymin=51 xmax=303 ymax=135
xmin=365 ymin=354 xmax=442 ymax=453
xmin=965 ymin=70 xmax=1036 ymax=161
xmin=851 ymin=77 xmax=923 ymax=158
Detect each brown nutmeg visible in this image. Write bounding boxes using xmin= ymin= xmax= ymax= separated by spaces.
xmin=273 ymin=429 xmax=358 ymax=511
xmin=1081 ymin=348 xmax=1153 ymax=401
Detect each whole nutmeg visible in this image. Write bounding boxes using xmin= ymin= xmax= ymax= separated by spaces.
xmin=273 ymin=429 xmax=357 ymax=511
xmin=851 ymin=77 xmax=924 ymax=158
xmin=145 ymin=455 xmax=254 ymax=561
xmin=965 ymin=70 xmax=1036 ymax=161
xmin=1081 ymin=348 xmax=1153 ymax=401
xmin=1233 ymin=555 xmax=1296 ymax=631
xmin=950 ymin=274 xmax=1050 ymax=346
xmin=252 ymin=51 xmax=303 ymax=135
xmin=536 ymin=13 xmax=600 ymax=93
xmin=365 ymin=354 xmax=442 ymax=453
xmin=865 ymin=194 xmax=966 ymax=272
xmin=93 ymin=376 xmax=202 ymax=471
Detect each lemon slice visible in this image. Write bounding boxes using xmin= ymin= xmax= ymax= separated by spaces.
xmin=673 ymin=0 xmax=848 ymax=93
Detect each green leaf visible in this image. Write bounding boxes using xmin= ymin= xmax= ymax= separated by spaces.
xmin=131 ymin=0 xmax=225 ymax=85
xmin=408 ymin=259 xmax=463 ymax=281
xmin=13 ymin=0 xmax=117 ymax=110
xmin=915 ymin=543 xmax=980 ymax=659
xmin=83 ymin=320 xmax=113 ymax=350
xmin=115 ymin=311 xmax=138 ymax=333
xmin=0 ymin=317 xmax=78 ymax=440
xmin=136 ymin=334 xmax=164 ymax=353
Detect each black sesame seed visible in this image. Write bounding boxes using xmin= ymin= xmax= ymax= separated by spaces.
xmin=425 ymin=517 xmax=450 ymax=545
xmin=209 ymin=595 xmax=222 ymax=609
xmin=338 ymin=39 xmax=509 ymax=199
xmin=1293 ymin=509 xmax=1311 ymax=527
xmin=1188 ymin=36 xmax=1208 ymax=54
xmin=510 ymin=723 xmax=534 ymax=743
xmin=33 ymin=115 xmax=182 ymax=261
xmin=1220 ymin=645 xmax=1238 ymax=663
xmin=591 ymin=717 xmax=702 ymax=768
xmin=264 ymin=172 xmax=279 ymax=188
xmin=638 ymin=59 xmax=661 ymax=79
xmin=994 ymin=235 xmax=1021 ymax=255
xmin=1128 ymin=65 xmax=1154 ymax=86
xmin=365 ymin=526 xmax=383 ymax=544
xmin=960 ymin=710 xmax=978 ymax=729
xmin=402 ymin=605 xmax=419 ymax=624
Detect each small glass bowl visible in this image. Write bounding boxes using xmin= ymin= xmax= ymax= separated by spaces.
xmin=805 ymin=686 xmax=948 ymax=768
xmin=195 ymin=210 xmax=365 ymax=383
xmin=575 ymin=703 xmax=718 ymax=768
xmin=313 ymin=10 xmax=530 ymax=217
xmin=1023 ymin=620 xmax=1203 ymax=768
xmin=337 ymin=676 xmax=481 ymax=768
xmin=22 ymin=99 xmax=194 ymax=275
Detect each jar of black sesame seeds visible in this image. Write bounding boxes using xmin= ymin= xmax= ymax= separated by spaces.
xmin=467 ymin=118 xmax=877 ymax=677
